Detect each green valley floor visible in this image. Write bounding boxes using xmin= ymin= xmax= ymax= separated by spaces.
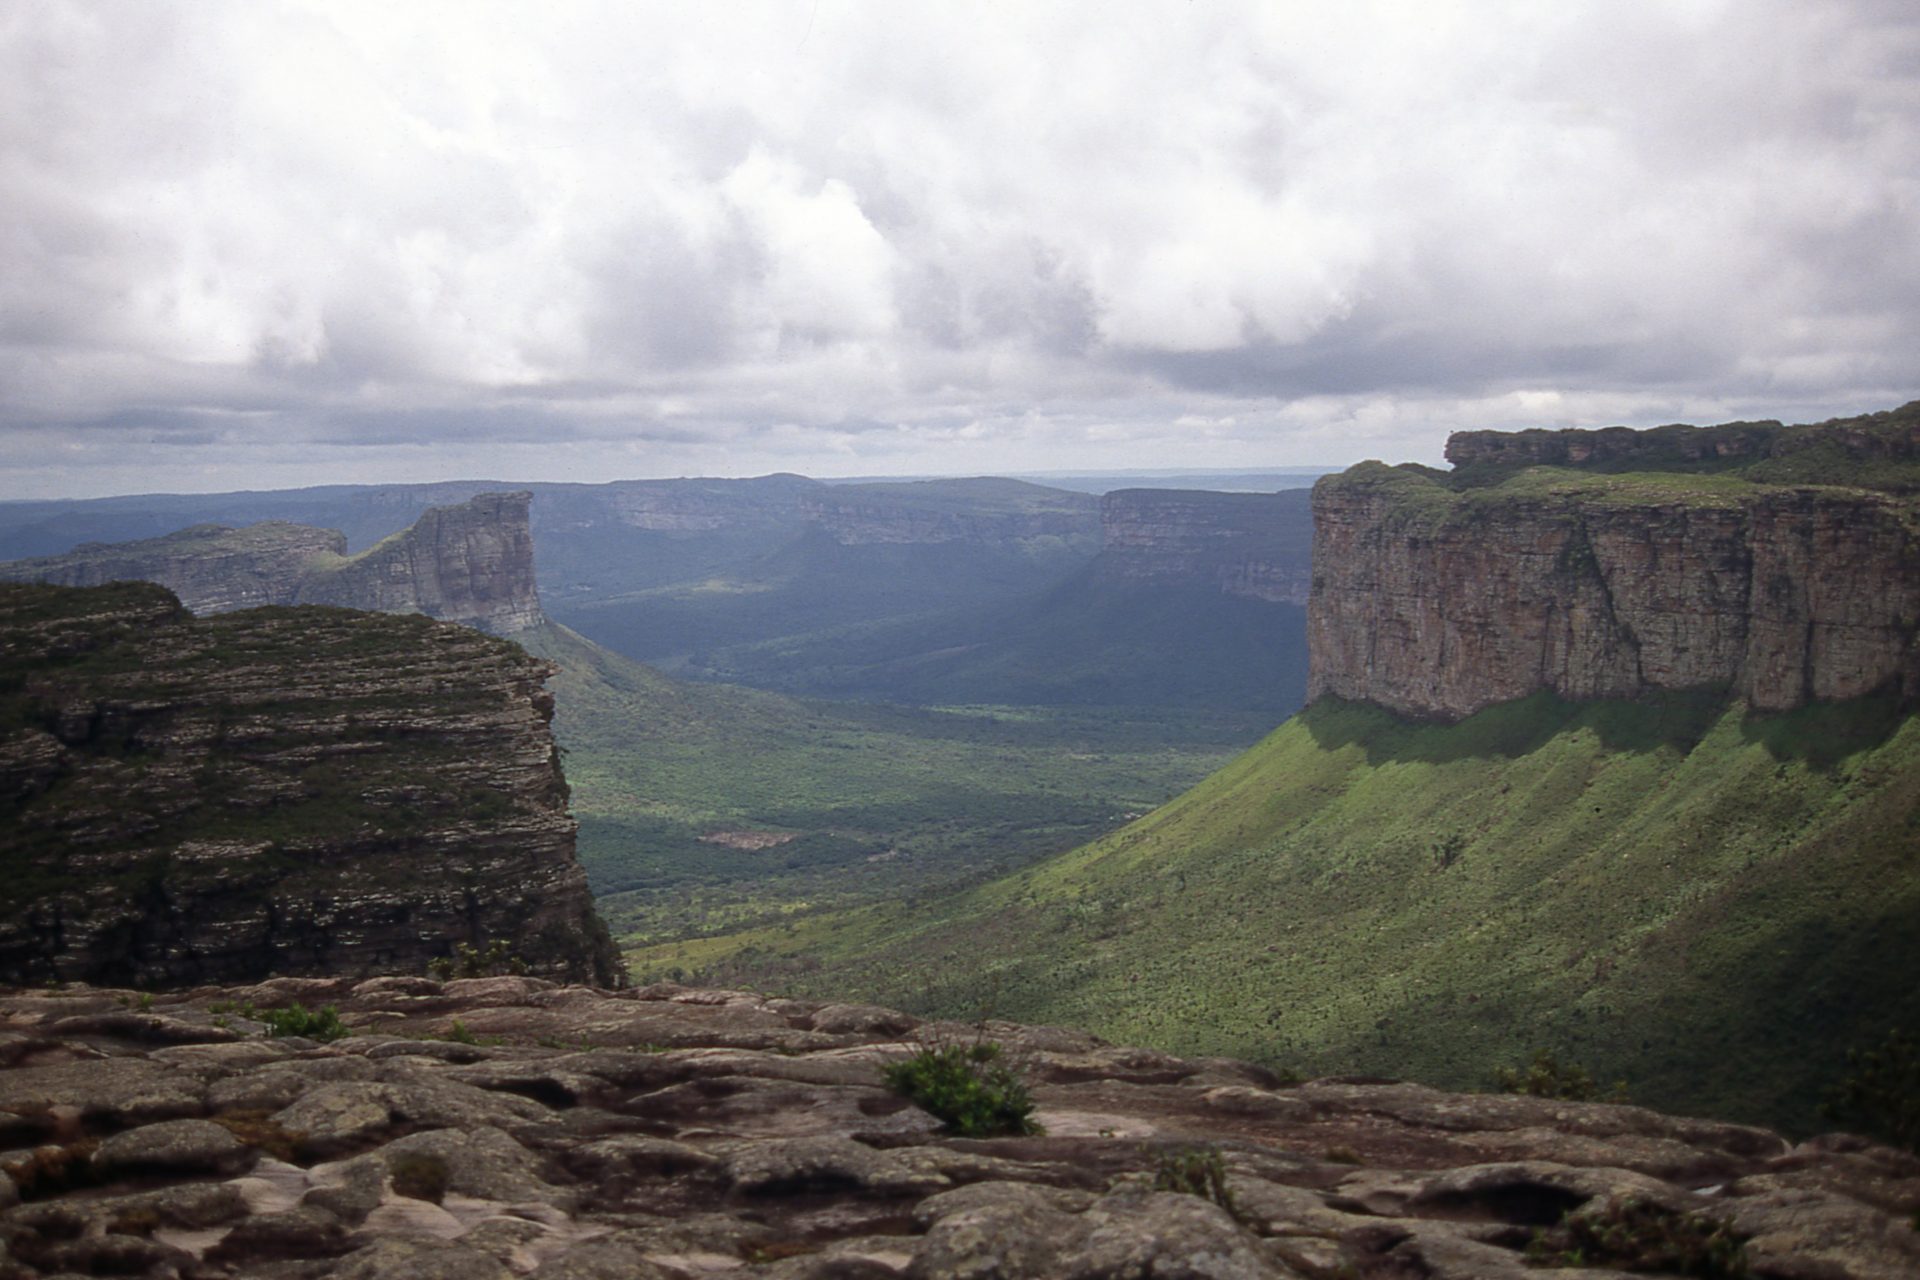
xmin=637 ymin=690 xmax=1920 ymax=1134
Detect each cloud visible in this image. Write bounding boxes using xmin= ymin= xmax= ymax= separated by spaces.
xmin=0 ymin=0 xmax=1916 ymax=496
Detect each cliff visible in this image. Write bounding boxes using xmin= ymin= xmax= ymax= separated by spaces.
xmin=0 ymin=581 xmax=621 ymax=988
xmin=1096 ymin=488 xmax=1313 ymax=604
xmin=295 ymin=491 xmax=543 ymax=633
xmin=0 ymin=977 xmax=1909 ymax=1280
xmin=1309 ymin=408 xmax=1920 ymax=720
xmin=0 ymin=492 xmax=542 ymax=636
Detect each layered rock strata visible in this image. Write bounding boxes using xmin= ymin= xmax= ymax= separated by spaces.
xmin=1310 ymin=432 xmax=1920 ymax=720
xmin=0 ymin=977 xmax=1910 ymax=1279
xmin=295 ymin=491 xmax=543 ymax=633
xmin=1097 ymin=489 xmax=1313 ymax=604
xmin=0 ymin=492 xmax=542 ymax=636
xmin=0 ymin=582 xmax=620 ymax=987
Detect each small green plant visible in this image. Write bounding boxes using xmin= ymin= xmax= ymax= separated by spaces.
xmin=443 ymin=1020 xmax=479 ymax=1046
xmin=388 ymin=1153 xmax=450 ymax=1203
xmin=1822 ymin=1029 xmax=1920 ymax=1153
xmin=255 ymin=1002 xmax=349 ymax=1043
xmin=1496 ymin=1049 xmax=1628 ymax=1103
xmin=883 ymin=1043 xmax=1041 ymax=1138
xmin=1526 ymin=1197 xmax=1749 ymax=1277
xmin=1321 ymin=1146 xmax=1364 ymax=1166
xmin=430 ymin=939 xmax=530 ymax=982
xmin=1151 ymin=1146 xmax=1237 ymax=1215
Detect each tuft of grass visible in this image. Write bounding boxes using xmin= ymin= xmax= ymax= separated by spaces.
xmin=1151 ymin=1146 xmax=1237 ymax=1216
xmin=1526 ymin=1197 xmax=1749 ymax=1277
xmin=255 ymin=1002 xmax=349 ymax=1043
xmin=883 ymin=1043 xmax=1041 ymax=1138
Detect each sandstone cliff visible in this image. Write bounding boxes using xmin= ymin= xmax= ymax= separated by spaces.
xmin=1310 ymin=408 xmax=1920 ymax=720
xmin=0 ymin=492 xmax=543 ymax=636
xmin=295 ymin=491 xmax=543 ymax=633
xmin=0 ymin=976 xmax=1910 ymax=1280
xmin=1097 ymin=488 xmax=1313 ymax=604
xmin=0 ymin=581 xmax=621 ymax=988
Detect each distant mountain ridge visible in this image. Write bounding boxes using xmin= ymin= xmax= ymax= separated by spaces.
xmin=0 ymin=491 xmax=542 ymax=635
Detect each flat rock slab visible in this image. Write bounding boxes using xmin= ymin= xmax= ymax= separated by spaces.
xmin=0 ymin=977 xmax=1910 ymax=1280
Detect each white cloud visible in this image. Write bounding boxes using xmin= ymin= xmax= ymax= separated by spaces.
xmin=0 ymin=0 xmax=1915 ymax=496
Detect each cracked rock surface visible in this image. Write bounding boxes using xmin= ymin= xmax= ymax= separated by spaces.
xmin=0 ymin=978 xmax=1914 ymax=1278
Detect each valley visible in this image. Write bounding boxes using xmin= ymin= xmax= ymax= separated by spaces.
xmin=515 ymin=621 xmax=1274 ymax=948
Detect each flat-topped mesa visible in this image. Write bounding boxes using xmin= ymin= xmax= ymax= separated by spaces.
xmin=1445 ymin=400 xmax=1920 ymax=479
xmin=0 ymin=581 xmax=622 ymax=987
xmin=0 ymin=491 xmax=543 ymax=635
xmin=1309 ymin=404 xmax=1920 ymax=721
xmin=296 ymin=490 xmax=543 ymax=633
xmin=1096 ymin=488 xmax=1313 ymax=604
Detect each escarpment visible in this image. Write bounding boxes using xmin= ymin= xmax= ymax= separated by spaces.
xmin=1097 ymin=488 xmax=1313 ymax=604
xmin=0 ymin=581 xmax=621 ymax=988
xmin=0 ymin=491 xmax=542 ymax=636
xmin=1310 ymin=404 xmax=1920 ymax=720
xmin=293 ymin=490 xmax=543 ymax=633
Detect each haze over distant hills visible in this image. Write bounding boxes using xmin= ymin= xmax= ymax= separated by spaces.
xmin=0 ymin=470 xmax=1316 ymax=714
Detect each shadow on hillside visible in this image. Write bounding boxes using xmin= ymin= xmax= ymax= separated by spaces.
xmin=1735 ymin=694 xmax=1908 ymax=768
xmin=1304 ymin=688 xmax=1906 ymax=769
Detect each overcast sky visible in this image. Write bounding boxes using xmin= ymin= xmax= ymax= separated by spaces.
xmin=2 ymin=1 xmax=1916 ymax=498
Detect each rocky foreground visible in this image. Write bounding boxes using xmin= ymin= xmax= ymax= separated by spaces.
xmin=0 ymin=980 xmax=1914 ymax=1279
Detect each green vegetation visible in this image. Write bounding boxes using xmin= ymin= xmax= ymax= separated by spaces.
xmin=254 ymin=1002 xmax=349 ymax=1042
xmin=1151 ymin=1147 xmax=1238 ymax=1216
xmin=1822 ymin=1029 xmax=1920 ymax=1152
xmin=1495 ymin=1050 xmax=1628 ymax=1103
xmin=1527 ymin=1199 xmax=1749 ymax=1277
xmin=882 ymin=1043 xmax=1040 ymax=1137
xmin=517 ymin=622 xmax=1270 ymax=947
xmin=651 ymin=692 xmax=1920 ymax=1132
xmin=428 ymin=940 xmax=530 ymax=981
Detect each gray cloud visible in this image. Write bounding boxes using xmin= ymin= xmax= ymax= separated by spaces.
xmin=1 ymin=0 xmax=1916 ymax=497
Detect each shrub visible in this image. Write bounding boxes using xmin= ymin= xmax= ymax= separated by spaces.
xmin=256 ymin=1002 xmax=349 ymax=1043
xmin=1151 ymin=1146 xmax=1237 ymax=1215
xmin=883 ymin=1043 xmax=1041 ymax=1138
xmin=429 ymin=939 xmax=529 ymax=981
xmin=1822 ymin=1029 xmax=1920 ymax=1153
xmin=1527 ymin=1197 xmax=1749 ymax=1277
xmin=1495 ymin=1049 xmax=1628 ymax=1103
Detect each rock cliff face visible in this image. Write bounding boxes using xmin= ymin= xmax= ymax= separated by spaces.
xmin=1097 ymin=489 xmax=1313 ymax=604
xmin=0 ymin=582 xmax=621 ymax=988
xmin=296 ymin=491 xmax=543 ymax=633
xmin=0 ymin=493 xmax=542 ymax=636
xmin=0 ymin=977 xmax=1910 ymax=1280
xmin=1310 ymin=413 xmax=1920 ymax=721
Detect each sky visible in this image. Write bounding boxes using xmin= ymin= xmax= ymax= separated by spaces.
xmin=2 ymin=1 xmax=1916 ymax=499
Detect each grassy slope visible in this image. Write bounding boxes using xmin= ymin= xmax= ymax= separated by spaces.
xmin=513 ymin=622 xmax=1272 ymax=944
xmin=651 ymin=692 xmax=1920 ymax=1133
